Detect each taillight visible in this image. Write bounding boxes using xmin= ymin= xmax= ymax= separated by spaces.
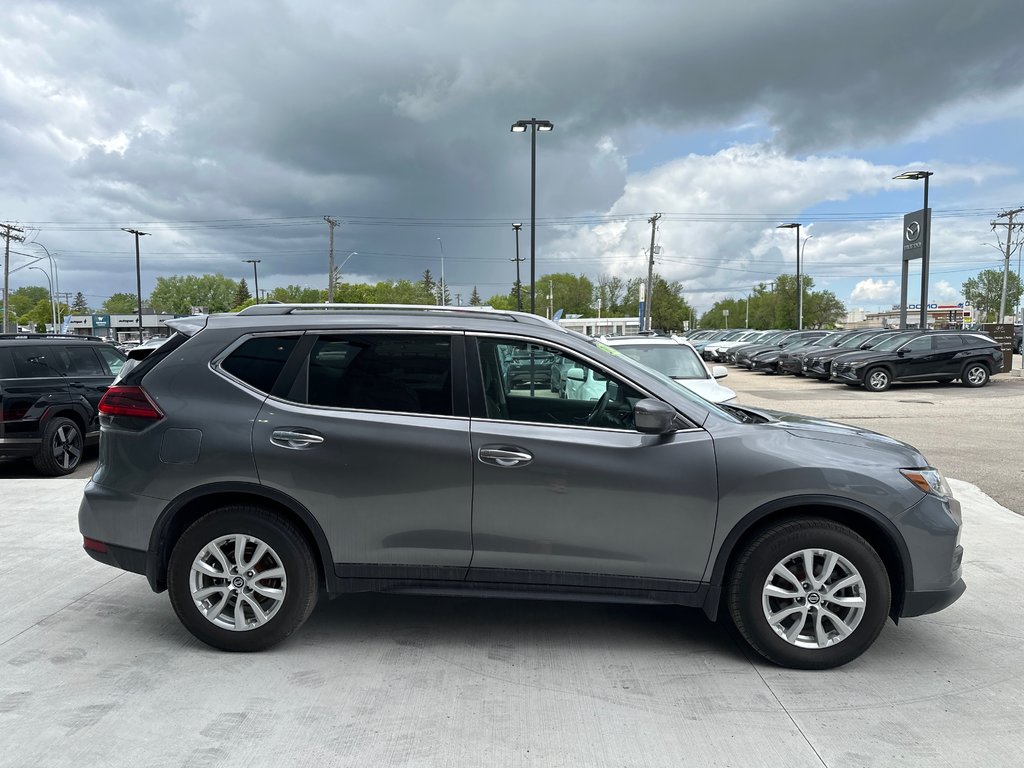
xmin=83 ymin=537 xmax=108 ymax=553
xmin=98 ymin=386 xmax=164 ymax=420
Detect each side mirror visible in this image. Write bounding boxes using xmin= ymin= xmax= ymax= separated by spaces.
xmin=633 ymin=398 xmax=678 ymax=435
xmin=566 ymin=368 xmax=586 ymax=382
xmin=896 ymin=349 xmax=905 ymax=357
xmin=712 ymin=365 xmax=728 ymax=379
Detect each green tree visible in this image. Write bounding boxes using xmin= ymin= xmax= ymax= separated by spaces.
xmin=537 ymin=272 xmax=595 ymax=316
xmin=269 ymin=285 xmax=326 ymax=303
xmin=469 ymin=286 xmax=482 ymax=306
xmin=71 ymin=291 xmax=90 ymax=314
xmin=596 ymin=274 xmax=626 ymax=315
xmin=484 ymin=292 xmax=517 ymax=310
xmin=234 ymin=278 xmax=251 ymax=307
xmin=101 ymin=293 xmax=139 ymax=314
xmin=962 ymin=269 xmax=1023 ymax=322
xmin=149 ymin=274 xmax=238 ymax=315
xmin=803 ymin=289 xmax=846 ymax=329
xmin=9 ymin=286 xmax=49 ymax=318
xmin=616 ymin=274 xmax=693 ymax=331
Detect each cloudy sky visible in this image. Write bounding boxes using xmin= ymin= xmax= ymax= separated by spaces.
xmin=2 ymin=0 xmax=1023 ymax=315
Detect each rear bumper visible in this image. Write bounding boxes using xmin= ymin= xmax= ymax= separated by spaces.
xmin=901 ymin=577 xmax=966 ymax=617
xmin=83 ymin=541 xmax=148 ymax=577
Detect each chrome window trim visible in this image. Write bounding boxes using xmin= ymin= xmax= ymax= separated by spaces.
xmin=262 ymin=394 xmax=471 ymax=423
xmin=469 ymin=416 xmax=704 ymax=435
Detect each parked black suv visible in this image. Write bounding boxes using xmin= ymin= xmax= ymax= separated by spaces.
xmin=0 ymin=334 xmax=125 ymax=475
xmin=831 ymin=331 xmax=1002 ymax=392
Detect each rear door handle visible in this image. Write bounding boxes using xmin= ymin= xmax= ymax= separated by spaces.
xmin=478 ymin=446 xmax=533 ymax=468
xmin=271 ymin=429 xmax=325 ymax=449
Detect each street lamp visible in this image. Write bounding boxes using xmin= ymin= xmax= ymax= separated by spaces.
xmin=25 ymin=240 xmax=61 ymax=330
xmin=121 ymin=228 xmax=150 ymax=343
xmin=242 ymin=259 xmax=261 ymax=304
xmin=337 ymin=251 xmax=358 ymax=299
xmin=777 ymin=223 xmax=803 ymax=330
xmin=893 ymin=170 xmax=933 ymax=329
xmin=28 ymin=266 xmax=56 ymax=330
xmin=511 ymin=118 xmax=554 ymax=315
xmin=511 ymin=223 xmax=523 ymax=311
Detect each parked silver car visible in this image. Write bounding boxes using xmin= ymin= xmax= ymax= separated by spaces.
xmin=79 ymin=305 xmax=964 ymax=668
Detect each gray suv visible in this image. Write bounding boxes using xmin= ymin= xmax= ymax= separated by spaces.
xmin=79 ymin=305 xmax=965 ymax=668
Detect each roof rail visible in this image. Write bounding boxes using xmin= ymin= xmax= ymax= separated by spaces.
xmin=235 ymin=303 xmax=563 ymax=328
xmin=0 ymin=333 xmax=108 ymax=342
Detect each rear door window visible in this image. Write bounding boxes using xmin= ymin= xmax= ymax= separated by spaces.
xmin=304 ymin=334 xmax=453 ymax=416
xmin=95 ymin=345 xmax=126 ymax=376
xmin=64 ymin=346 xmax=106 ymax=375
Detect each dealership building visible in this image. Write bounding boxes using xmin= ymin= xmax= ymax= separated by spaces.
xmin=64 ymin=312 xmax=177 ymax=341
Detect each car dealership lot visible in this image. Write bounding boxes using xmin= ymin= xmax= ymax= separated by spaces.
xmin=2 ymin=367 xmax=1023 ymax=767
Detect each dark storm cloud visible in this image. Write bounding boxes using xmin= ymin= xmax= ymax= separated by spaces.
xmin=1 ymin=0 xmax=1021 ymax=301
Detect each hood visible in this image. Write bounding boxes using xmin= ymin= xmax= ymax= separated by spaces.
xmin=735 ymin=343 xmax=779 ymax=357
xmin=831 ymin=348 xmax=892 ymax=365
xmin=729 ymin=405 xmax=926 ymax=462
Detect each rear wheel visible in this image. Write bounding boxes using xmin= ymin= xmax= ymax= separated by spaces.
xmin=168 ymin=506 xmax=318 ymax=651
xmin=727 ymin=518 xmax=890 ymax=669
xmin=961 ymin=362 xmax=989 ymax=388
xmin=32 ymin=416 xmax=83 ymax=476
xmin=864 ymin=367 xmax=891 ymax=392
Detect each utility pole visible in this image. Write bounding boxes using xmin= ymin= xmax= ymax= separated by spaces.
xmin=644 ymin=214 xmax=661 ymax=331
xmin=548 ymin=281 xmax=553 ymax=320
xmin=511 ymin=223 xmax=524 ymax=311
xmin=1 ymin=223 xmax=26 ymax=333
xmin=243 ymin=259 xmax=261 ymax=305
xmin=122 ymin=228 xmax=150 ymax=343
xmin=991 ymin=208 xmax=1024 ymax=322
xmin=324 ymin=216 xmax=340 ymax=302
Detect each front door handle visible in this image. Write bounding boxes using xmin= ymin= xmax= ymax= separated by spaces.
xmin=271 ymin=429 xmax=325 ymax=450
xmin=478 ymin=445 xmax=533 ymax=468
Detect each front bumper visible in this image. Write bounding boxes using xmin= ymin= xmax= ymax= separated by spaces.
xmin=830 ymin=363 xmax=864 ymax=383
xmin=902 ymin=575 xmax=966 ymax=617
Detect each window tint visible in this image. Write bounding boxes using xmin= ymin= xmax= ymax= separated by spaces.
xmin=901 ymin=336 xmax=934 ymax=352
xmin=306 ymin=334 xmax=452 ymax=416
xmin=477 ymin=338 xmax=644 ymax=430
xmin=0 ymin=349 xmax=15 ymax=378
xmin=221 ymin=336 xmax=298 ymax=394
xmin=934 ymin=334 xmax=964 ymax=349
xmin=65 ymin=346 xmax=105 ymax=375
xmin=95 ymin=345 xmax=126 ymax=375
xmin=10 ymin=346 xmax=69 ymax=377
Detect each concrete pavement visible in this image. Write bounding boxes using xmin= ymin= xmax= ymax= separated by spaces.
xmin=1 ymin=478 xmax=1022 ymax=767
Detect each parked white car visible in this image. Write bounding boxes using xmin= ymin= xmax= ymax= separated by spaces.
xmin=597 ymin=335 xmax=737 ymax=404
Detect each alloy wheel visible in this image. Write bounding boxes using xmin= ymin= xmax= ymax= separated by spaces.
xmin=188 ymin=534 xmax=287 ymax=631
xmin=761 ymin=548 xmax=866 ymax=649
xmin=52 ymin=423 xmax=83 ymax=471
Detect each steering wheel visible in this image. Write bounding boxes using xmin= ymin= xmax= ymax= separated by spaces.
xmin=585 ymin=391 xmax=610 ymax=426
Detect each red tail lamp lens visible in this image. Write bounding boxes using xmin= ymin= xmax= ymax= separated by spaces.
xmin=98 ymin=386 xmax=164 ymax=420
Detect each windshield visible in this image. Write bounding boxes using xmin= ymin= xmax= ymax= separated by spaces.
xmin=871 ymin=332 xmax=922 ymax=351
xmin=836 ymin=331 xmax=876 ymax=348
xmin=612 ymin=343 xmax=708 ymax=379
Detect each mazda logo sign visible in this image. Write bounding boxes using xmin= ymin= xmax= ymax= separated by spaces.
xmin=905 ymin=221 xmax=921 ymax=242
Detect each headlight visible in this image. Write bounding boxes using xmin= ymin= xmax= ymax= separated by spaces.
xmin=900 ymin=467 xmax=953 ymax=499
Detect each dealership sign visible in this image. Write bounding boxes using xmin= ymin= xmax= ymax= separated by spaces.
xmin=902 ymin=209 xmax=930 ymax=261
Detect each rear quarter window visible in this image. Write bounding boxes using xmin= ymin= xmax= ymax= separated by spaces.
xmin=220 ymin=336 xmax=299 ymax=394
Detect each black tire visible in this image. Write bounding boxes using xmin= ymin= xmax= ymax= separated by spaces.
xmin=961 ymin=362 xmax=990 ymax=388
xmin=727 ymin=518 xmax=891 ymax=669
xmin=32 ymin=416 xmax=83 ymax=476
xmin=168 ymin=506 xmax=318 ymax=652
xmin=864 ymin=366 xmax=891 ymax=392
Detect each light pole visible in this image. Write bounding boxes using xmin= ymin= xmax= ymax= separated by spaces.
xmin=334 ymin=251 xmax=358 ymax=302
xmin=893 ymin=170 xmax=933 ymax=329
xmin=511 ymin=118 xmax=554 ymax=315
xmin=243 ymin=259 xmax=261 ymax=304
xmin=26 ymin=241 xmax=61 ymax=330
xmin=777 ymin=223 xmax=802 ymax=329
xmin=436 ymin=238 xmax=446 ymax=305
xmin=121 ymin=228 xmax=149 ymax=343
xmin=511 ymin=223 xmax=524 ymax=311
xmin=28 ymin=266 xmax=56 ymax=330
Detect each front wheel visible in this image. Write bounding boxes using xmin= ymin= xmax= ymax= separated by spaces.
xmin=168 ymin=506 xmax=318 ymax=651
xmin=864 ymin=366 xmax=891 ymax=392
xmin=727 ymin=519 xmax=890 ymax=669
xmin=961 ymin=362 xmax=990 ymax=388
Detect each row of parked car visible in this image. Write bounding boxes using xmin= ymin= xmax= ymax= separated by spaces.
xmin=687 ymin=327 xmax=1006 ymax=392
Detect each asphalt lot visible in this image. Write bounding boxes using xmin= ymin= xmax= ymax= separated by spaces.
xmin=1 ymin=367 xmax=1023 ymax=767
